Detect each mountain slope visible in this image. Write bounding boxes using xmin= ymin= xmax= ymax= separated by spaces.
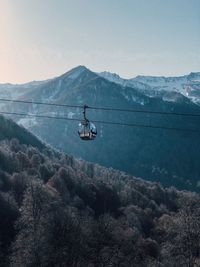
xmin=0 ymin=66 xmax=200 ymax=191
xmin=0 ymin=116 xmax=200 ymax=266
xmin=0 ymin=115 xmax=45 ymax=150
xmin=99 ymin=71 xmax=200 ymax=104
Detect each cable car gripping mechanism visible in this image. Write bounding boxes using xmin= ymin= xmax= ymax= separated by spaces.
xmin=83 ymin=105 xmax=89 ymax=121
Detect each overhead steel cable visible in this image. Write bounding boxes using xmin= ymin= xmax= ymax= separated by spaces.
xmin=0 ymin=97 xmax=200 ymax=117
xmin=0 ymin=75 xmax=101 ymax=109
xmin=1 ymin=74 xmax=200 ymax=117
xmin=0 ymin=110 xmax=199 ymax=133
xmin=88 ymin=105 xmax=200 ymax=117
xmin=0 ymin=98 xmax=81 ymax=109
xmin=0 ymin=111 xmax=81 ymax=122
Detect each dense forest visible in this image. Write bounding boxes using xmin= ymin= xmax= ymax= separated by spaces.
xmin=1 ymin=117 xmax=200 ymax=266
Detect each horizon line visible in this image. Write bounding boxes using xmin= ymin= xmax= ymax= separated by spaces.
xmin=0 ymin=65 xmax=200 ymax=85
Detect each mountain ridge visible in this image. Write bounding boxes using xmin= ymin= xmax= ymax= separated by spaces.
xmin=1 ymin=66 xmax=200 ymax=105
xmin=98 ymin=69 xmax=200 ymax=105
xmin=1 ymin=66 xmax=200 ymax=87
xmin=0 ymin=66 xmax=200 ymax=191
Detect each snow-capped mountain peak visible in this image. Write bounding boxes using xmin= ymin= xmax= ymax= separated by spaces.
xmin=98 ymin=70 xmax=200 ymax=105
xmin=61 ymin=65 xmax=89 ymax=80
xmin=99 ymin=71 xmax=125 ymax=85
xmin=188 ymin=72 xmax=200 ymax=82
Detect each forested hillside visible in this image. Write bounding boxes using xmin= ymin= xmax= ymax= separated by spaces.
xmin=0 ymin=115 xmax=45 ymax=150
xmin=0 ymin=116 xmax=200 ymax=266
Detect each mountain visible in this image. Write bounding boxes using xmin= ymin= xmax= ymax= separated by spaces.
xmin=0 ymin=66 xmax=200 ymax=191
xmin=0 ymin=114 xmax=200 ymax=266
xmin=0 ymin=115 xmax=45 ymax=150
xmin=99 ymin=71 xmax=200 ymax=104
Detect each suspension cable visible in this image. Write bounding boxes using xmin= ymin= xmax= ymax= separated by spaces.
xmin=0 ymin=110 xmax=199 ymax=133
xmin=0 ymin=97 xmax=200 ymax=117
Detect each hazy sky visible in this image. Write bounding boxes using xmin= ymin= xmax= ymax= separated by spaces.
xmin=0 ymin=0 xmax=199 ymax=83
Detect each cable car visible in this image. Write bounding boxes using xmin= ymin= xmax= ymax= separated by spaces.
xmin=78 ymin=105 xmax=97 ymax=140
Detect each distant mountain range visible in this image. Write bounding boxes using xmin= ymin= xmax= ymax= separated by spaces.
xmin=99 ymin=70 xmax=200 ymax=105
xmin=0 ymin=66 xmax=200 ymax=191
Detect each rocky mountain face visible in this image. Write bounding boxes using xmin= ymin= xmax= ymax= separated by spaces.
xmin=0 ymin=115 xmax=200 ymax=266
xmin=0 ymin=66 xmax=200 ymax=191
xmin=99 ymin=71 xmax=200 ymax=104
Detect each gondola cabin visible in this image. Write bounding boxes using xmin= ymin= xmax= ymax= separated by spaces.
xmin=78 ymin=105 xmax=97 ymax=140
xmin=78 ymin=120 xmax=97 ymax=140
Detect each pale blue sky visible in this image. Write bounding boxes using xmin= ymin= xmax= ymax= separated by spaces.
xmin=0 ymin=0 xmax=199 ymax=83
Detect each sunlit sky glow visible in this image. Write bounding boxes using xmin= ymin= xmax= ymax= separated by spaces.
xmin=0 ymin=0 xmax=199 ymax=83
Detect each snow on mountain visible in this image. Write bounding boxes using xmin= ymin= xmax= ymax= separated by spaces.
xmin=99 ymin=71 xmax=127 ymax=86
xmin=0 ymin=65 xmax=200 ymax=108
xmin=98 ymin=71 xmax=154 ymax=105
xmin=98 ymin=71 xmax=200 ymax=105
xmin=18 ymin=117 xmax=38 ymax=128
xmin=63 ymin=65 xmax=87 ymax=79
xmin=1 ymin=66 xmax=200 ymax=191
